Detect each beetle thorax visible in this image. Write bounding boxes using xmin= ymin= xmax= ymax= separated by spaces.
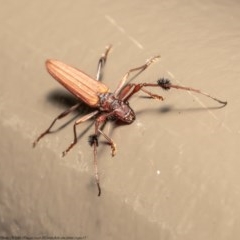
xmin=98 ymin=93 xmax=135 ymax=123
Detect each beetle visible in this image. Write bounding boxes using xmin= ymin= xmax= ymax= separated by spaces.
xmin=33 ymin=45 xmax=227 ymax=196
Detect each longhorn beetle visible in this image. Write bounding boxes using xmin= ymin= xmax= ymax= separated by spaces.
xmin=33 ymin=45 xmax=227 ymax=196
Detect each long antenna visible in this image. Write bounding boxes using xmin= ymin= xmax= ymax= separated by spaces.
xmin=157 ymin=78 xmax=227 ymax=105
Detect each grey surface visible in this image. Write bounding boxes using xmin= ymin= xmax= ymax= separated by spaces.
xmin=0 ymin=1 xmax=239 ymax=239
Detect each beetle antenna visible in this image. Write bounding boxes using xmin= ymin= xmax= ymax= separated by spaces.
xmin=89 ymin=134 xmax=101 ymax=196
xmin=157 ymin=78 xmax=227 ymax=105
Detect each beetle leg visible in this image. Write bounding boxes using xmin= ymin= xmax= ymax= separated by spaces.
xmin=114 ymin=55 xmax=160 ymax=96
xmin=62 ymin=110 xmax=99 ymax=156
xmin=96 ymin=44 xmax=112 ymax=81
xmin=119 ymin=83 xmax=164 ymax=102
xmin=93 ymin=113 xmax=117 ymax=156
xmin=33 ymin=103 xmax=81 ymax=147
xmin=98 ymin=128 xmax=117 ymax=156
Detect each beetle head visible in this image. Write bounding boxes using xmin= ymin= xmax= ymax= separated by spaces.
xmin=114 ymin=101 xmax=135 ymax=124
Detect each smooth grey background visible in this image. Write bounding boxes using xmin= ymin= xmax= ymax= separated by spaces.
xmin=0 ymin=1 xmax=239 ymax=239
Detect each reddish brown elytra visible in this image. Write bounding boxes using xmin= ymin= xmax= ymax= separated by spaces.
xmin=33 ymin=45 xmax=227 ymax=196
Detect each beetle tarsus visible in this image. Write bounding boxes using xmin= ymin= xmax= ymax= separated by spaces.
xmin=32 ymin=132 xmax=48 ymax=148
xmin=111 ymin=143 xmax=117 ymax=157
xmin=146 ymin=55 xmax=161 ymax=66
xmin=32 ymin=141 xmax=37 ymax=148
xmin=62 ymin=141 xmax=76 ymax=157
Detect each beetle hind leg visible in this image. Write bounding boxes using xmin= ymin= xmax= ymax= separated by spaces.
xmin=33 ymin=103 xmax=81 ymax=148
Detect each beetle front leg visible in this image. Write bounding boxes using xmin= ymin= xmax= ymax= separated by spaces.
xmin=90 ymin=113 xmax=117 ymax=156
xmin=119 ymin=83 xmax=164 ymax=102
xmin=62 ymin=110 xmax=99 ymax=156
xmin=98 ymin=128 xmax=117 ymax=156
